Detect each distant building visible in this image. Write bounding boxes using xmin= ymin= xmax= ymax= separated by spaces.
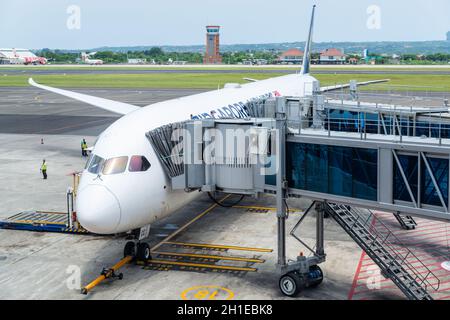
xmin=278 ymin=48 xmax=304 ymax=64
xmin=320 ymin=48 xmax=346 ymax=64
xmin=203 ymin=26 xmax=222 ymax=64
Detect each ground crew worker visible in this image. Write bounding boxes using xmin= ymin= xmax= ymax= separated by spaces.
xmin=81 ymin=139 xmax=88 ymax=157
xmin=40 ymin=160 xmax=47 ymax=180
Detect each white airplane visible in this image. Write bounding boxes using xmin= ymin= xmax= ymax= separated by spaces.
xmin=81 ymin=52 xmax=104 ymax=65
xmin=1 ymin=48 xmax=47 ymax=65
xmin=29 ymin=6 xmax=387 ymax=260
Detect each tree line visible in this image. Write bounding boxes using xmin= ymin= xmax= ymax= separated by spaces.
xmin=35 ymin=48 xmax=450 ymax=65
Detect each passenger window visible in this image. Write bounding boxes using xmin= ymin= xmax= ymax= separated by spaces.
xmin=129 ymin=155 xmax=151 ymax=172
xmin=88 ymin=155 xmax=105 ymax=174
xmin=103 ymin=156 xmax=128 ymax=175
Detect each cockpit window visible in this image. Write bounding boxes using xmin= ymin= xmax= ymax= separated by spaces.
xmin=88 ymin=155 xmax=105 ymax=174
xmin=84 ymin=153 xmax=93 ymax=170
xmin=129 ymin=156 xmax=151 ymax=172
xmin=103 ymin=156 xmax=128 ymax=175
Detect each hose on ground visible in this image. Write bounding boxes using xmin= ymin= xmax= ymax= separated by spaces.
xmin=208 ymin=192 xmax=245 ymax=208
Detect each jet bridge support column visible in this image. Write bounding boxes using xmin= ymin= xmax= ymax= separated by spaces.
xmin=275 ymin=98 xmax=288 ymax=268
xmin=316 ymin=203 xmax=325 ymax=257
xmin=275 ymin=97 xmax=324 ymax=297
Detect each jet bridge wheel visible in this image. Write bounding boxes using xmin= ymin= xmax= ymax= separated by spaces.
xmin=279 ymin=272 xmax=303 ymax=297
xmin=137 ymin=242 xmax=151 ymax=261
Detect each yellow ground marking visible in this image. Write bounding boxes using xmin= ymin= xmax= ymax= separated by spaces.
xmin=233 ymin=205 xmax=303 ymax=213
xmin=151 ymin=194 xmax=231 ymax=252
xmin=12 ymin=220 xmax=67 ymax=225
xmin=143 ymin=259 xmax=257 ymax=272
xmin=181 ymin=285 xmax=235 ymax=300
xmin=153 ymin=251 xmax=265 ymax=263
xmin=164 ymin=241 xmax=273 ymax=253
xmin=35 ymin=211 xmax=67 ymax=215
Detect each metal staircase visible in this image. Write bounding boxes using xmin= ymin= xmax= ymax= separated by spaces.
xmin=324 ymin=202 xmax=440 ymax=300
xmin=393 ymin=212 xmax=418 ymax=230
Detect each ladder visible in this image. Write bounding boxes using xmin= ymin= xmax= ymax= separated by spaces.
xmin=324 ymin=202 xmax=440 ymax=300
xmin=393 ymin=212 xmax=417 ymax=230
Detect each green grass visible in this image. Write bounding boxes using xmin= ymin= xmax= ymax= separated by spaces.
xmin=316 ymin=74 xmax=450 ymax=92
xmin=0 ymin=72 xmax=449 ymax=92
xmin=0 ymin=73 xmax=282 ymax=88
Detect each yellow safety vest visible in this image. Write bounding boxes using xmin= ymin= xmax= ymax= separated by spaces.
xmin=41 ymin=163 xmax=47 ymax=171
xmin=82 ymin=143 xmax=87 ymax=150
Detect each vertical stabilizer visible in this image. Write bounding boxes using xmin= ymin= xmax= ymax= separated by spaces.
xmin=300 ymin=5 xmax=316 ymax=75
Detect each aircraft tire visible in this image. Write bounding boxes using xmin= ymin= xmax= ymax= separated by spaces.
xmin=137 ymin=242 xmax=151 ymax=261
xmin=124 ymin=241 xmax=136 ymax=258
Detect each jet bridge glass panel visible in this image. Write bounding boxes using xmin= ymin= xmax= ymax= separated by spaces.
xmin=285 ymin=143 xmax=378 ymax=201
xmin=422 ymin=157 xmax=449 ymax=207
xmin=393 ymin=154 xmax=449 ymax=207
xmin=394 ymin=155 xmax=419 ymax=203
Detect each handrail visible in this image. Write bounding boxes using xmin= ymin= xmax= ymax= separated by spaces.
xmin=326 ymin=203 xmax=440 ymax=294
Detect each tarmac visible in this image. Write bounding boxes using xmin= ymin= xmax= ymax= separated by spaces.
xmin=1 ymin=64 xmax=450 ymax=76
xmin=0 ymin=85 xmax=449 ymax=300
xmin=0 ymin=133 xmax=361 ymax=300
xmin=0 ymin=87 xmax=204 ymax=136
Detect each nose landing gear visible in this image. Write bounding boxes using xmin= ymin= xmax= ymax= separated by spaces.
xmin=124 ymin=225 xmax=153 ymax=262
xmin=124 ymin=241 xmax=152 ymax=261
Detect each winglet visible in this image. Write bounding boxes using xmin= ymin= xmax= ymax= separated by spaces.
xmin=300 ymin=5 xmax=316 ymax=75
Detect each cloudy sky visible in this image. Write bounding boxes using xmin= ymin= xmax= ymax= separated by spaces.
xmin=1 ymin=0 xmax=449 ymax=49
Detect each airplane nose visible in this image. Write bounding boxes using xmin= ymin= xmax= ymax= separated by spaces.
xmin=76 ymin=185 xmax=121 ymax=234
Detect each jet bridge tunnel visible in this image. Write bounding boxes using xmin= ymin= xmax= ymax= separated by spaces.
xmin=146 ymin=93 xmax=450 ymax=299
xmin=149 ymin=97 xmax=450 ymax=223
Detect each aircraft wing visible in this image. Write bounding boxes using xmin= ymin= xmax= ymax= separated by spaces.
xmin=29 ymin=78 xmax=140 ymax=115
xmin=243 ymin=77 xmax=259 ymax=83
xmin=320 ymin=79 xmax=390 ymax=93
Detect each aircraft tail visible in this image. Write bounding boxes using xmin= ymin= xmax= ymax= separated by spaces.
xmin=300 ymin=5 xmax=316 ymax=75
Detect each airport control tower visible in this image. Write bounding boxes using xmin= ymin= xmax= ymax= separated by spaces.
xmin=203 ymin=26 xmax=222 ymax=64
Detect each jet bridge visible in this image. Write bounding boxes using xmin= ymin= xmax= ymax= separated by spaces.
xmin=146 ymin=92 xmax=450 ymax=299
